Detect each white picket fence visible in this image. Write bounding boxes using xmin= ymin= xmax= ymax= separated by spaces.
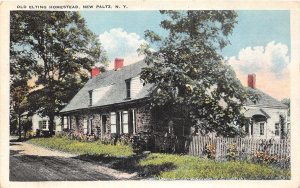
xmin=188 ymin=136 xmax=290 ymax=160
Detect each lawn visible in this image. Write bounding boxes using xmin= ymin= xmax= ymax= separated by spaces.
xmin=27 ymin=137 xmax=133 ymax=157
xmin=139 ymin=153 xmax=290 ymax=179
xmin=27 ymin=137 xmax=290 ymax=180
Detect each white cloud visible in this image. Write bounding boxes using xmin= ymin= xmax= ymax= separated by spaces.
xmin=227 ymin=41 xmax=290 ymax=100
xmin=98 ymin=28 xmax=146 ymax=69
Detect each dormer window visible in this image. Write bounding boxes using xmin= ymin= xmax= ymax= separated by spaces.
xmin=125 ymin=78 xmax=131 ymax=99
xmin=89 ymin=85 xmax=113 ymax=106
xmin=89 ymin=90 xmax=93 ymax=106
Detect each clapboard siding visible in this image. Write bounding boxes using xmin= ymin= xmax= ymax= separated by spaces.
xmin=131 ymin=76 xmax=143 ymax=98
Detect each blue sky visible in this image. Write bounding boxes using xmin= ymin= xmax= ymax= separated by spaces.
xmin=80 ymin=10 xmax=290 ymax=99
xmin=80 ymin=10 xmax=290 ymax=57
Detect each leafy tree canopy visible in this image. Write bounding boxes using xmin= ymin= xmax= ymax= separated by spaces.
xmin=139 ymin=10 xmax=258 ymax=137
xmin=10 ymin=11 xmax=107 ymax=134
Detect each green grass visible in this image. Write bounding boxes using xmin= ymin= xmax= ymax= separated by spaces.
xmin=139 ymin=153 xmax=290 ymax=180
xmin=27 ymin=137 xmax=133 ymax=157
xmin=27 ymin=137 xmax=290 ymax=180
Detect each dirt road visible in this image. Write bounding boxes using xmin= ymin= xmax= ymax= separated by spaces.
xmin=9 ymin=139 xmax=137 ymax=181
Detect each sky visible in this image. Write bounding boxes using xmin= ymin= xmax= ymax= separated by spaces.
xmin=80 ymin=10 xmax=290 ymax=100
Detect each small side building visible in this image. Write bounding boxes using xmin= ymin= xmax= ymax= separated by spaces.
xmin=243 ymin=74 xmax=289 ymax=140
xmin=31 ymin=114 xmax=61 ymax=132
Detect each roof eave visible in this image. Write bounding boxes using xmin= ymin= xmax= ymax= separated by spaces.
xmin=59 ymin=97 xmax=150 ymax=115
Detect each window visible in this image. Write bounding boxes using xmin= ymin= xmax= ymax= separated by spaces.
xmin=42 ymin=120 xmax=47 ymax=129
xmin=275 ymin=123 xmax=280 ymax=136
xmin=125 ymin=79 xmax=131 ymax=99
xmin=129 ymin=110 xmax=136 ymax=134
xmin=122 ymin=111 xmax=129 ymax=133
xmin=38 ymin=121 xmax=43 ymax=129
xmin=91 ymin=85 xmax=113 ymax=105
xmin=83 ymin=119 xmax=88 ymax=134
xmin=245 ymin=124 xmax=249 ymax=134
xmin=63 ymin=117 xmax=68 ymax=129
xmin=102 ymin=115 xmax=107 ymax=133
xmin=110 ymin=112 xmax=117 ymax=133
xmin=68 ymin=116 xmax=72 ymax=129
xmin=89 ymin=90 xmax=93 ymax=106
xmin=260 ymin=122 xmax=265 ymax=135
xmin=89 ymin=118 xmax=93 ymax=134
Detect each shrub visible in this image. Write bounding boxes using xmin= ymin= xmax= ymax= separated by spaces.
xmin=117 ymin=134 xmax=133 ymax=146
xmin=204 ymin=144 xmax=216 ymax=159
xmin=252 ymin=150 xmax=290 ymax=169
xmin=226 ymin=143 xmax=239 ymax=161
xmin=27 ymin=130 xmax=36 ymax=138
xmin=99 ymin=135 xmax=114 ymax=145
xmin=54 ymin=131 xmax=68 ymax=138
xmin=131 ymin=132 xmax=155 ymax=153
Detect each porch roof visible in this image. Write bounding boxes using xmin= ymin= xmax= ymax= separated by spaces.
xmin=244 ymin=108 xmax=270 ymax=119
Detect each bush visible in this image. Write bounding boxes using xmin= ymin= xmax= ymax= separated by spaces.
xmin=117 ymin=134 xmax=133 ymax=146
xmin=99 ymin=135 xmax=115 ymax=145
xmin=252 ymin=151 xmax=290 ymax=169
xmin=226 ymin=143 xmax=239 ymax=161
xmin=131 ymin=132 xmax=155 ymax=153
xmin=204 ymin=144 xmax=216 ymax=159
xmin=27 ymin=130 xmax=36 ymax=138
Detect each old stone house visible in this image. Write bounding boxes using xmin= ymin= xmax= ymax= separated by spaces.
xmin=60 ymin=59 xmax=289 ymax=140
xmin=60 ymin=59 xmax=156 ymax=139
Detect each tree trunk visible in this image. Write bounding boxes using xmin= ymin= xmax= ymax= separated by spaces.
xmin=49 ymin=114 xmax=55 ymax=136
xmin=18 ymin=113 xmax=21 ymax=140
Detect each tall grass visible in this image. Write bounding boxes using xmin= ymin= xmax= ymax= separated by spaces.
xmin=28 ymin=137 xmax=133 ymax=157
xmin=140 ymin=153 xmax=290 ymax=180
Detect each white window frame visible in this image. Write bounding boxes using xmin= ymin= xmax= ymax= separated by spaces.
xmin=63 ymin=117 xmax=68 ymax=129
xmin=110 ymin=112 xmax=117 ymax=133
xmin=132 ymin=109 xmax=136 ymax=134
xmin=122 ymin=111 xmax=129 ymax=133
xmin=83 ymin=119 xmax=88 ymax=134
xmin=42 ymin=120 xmax=47 ymax=130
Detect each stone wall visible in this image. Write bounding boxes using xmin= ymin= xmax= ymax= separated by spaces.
xmin=135 ymin=105 xmax=153 ymax=133
xmin=62 ymin=103 xmax=155 ymax=137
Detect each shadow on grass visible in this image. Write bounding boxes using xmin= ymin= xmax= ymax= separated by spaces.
xmin=73 ymin=154 xmax=176 ymax=178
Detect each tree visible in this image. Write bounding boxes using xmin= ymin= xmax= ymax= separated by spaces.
xmin=10 ymin=11 xmax=107 ymax=135
xmin=10 ymin=78 xmax=30 ymax=140
xmin=10 ymin=19 xmax=32 ymax=139
xmin=139 ymin=11 xmax=258 ymax=137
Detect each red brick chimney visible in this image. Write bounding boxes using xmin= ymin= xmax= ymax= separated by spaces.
xmin=114 ymin=58 xmax=124 ymax=71
xmin=247 ymin=74 xmax=256 ymax=89
xmin=91 ymin=66 xmax=100 ymax=78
